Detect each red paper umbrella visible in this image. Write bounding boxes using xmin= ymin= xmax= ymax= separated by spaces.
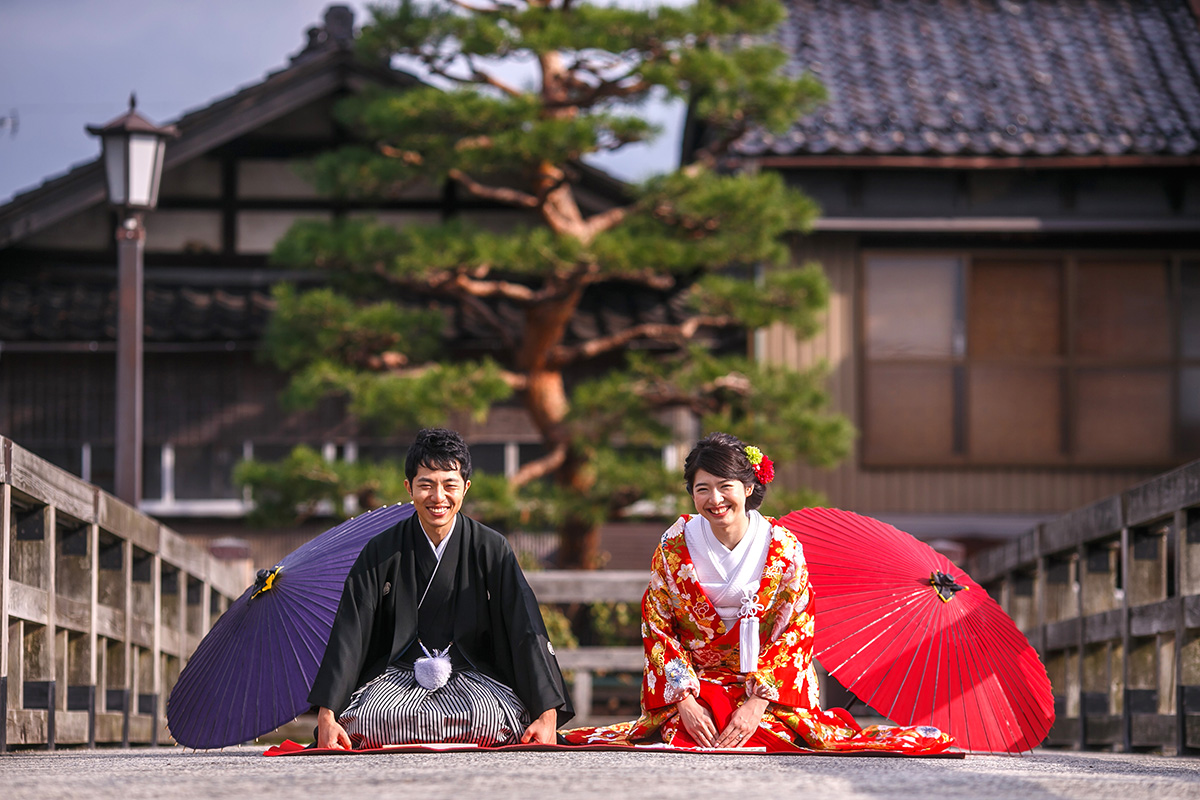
xmin=779 ymin=507 xmax=1055 ymax=753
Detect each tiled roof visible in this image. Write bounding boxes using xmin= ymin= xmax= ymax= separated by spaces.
xmin=0 ymin=278 xmax=734 ymax=352
xmin=0 ymin=11 xmax=418 ymax=248
xmin=736 ymin=0 xmax=1200 ymax=158
xmin=0 ymin=281 xmax=275 ymax=343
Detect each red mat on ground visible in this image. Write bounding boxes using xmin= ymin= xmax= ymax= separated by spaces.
xmin=263 ymin=739 xmax=964 ymax=758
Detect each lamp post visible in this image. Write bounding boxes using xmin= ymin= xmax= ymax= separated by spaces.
xmin=87 ymin=95 xmax=178 ymax=506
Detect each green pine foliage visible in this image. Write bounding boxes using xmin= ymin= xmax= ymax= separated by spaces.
xmin=239 ymin=0 xmax=852 ymax=565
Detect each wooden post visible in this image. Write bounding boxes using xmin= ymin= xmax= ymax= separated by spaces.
xmin=1176 ymin=508 xmax=1188 ymax=755
xmin=1121 ymin=523 xmax=1132 ymax=752
xmin=1 ymin=477 xmax=10 ymax=753
xmin=1077 ymin=540 xmax=1087 ymax=751
xmin=115 ymin=211 xmax=145 ymax=507
xmin=573 ymin=670 xmax=593 ymax=726
xmin=88 ymin=516 xmax=99 ymax=749
xmin=1034 ymin=525 xmax=1047 ymax=656
xmin=122 ymin=537 xmax=132 ymax=748
xmin=45 ymin=504 xmax=57 ymax=751
xmin=200 ymin=579 xmax=211 ymax=642
xmin=151 ymin=550 xmax=162 ymax=746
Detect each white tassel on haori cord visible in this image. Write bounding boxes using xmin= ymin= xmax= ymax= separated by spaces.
xmin=739 ymin=588 xmax=765 ymax=674
xmin=414 ymin=641 xmax=453 ymax=691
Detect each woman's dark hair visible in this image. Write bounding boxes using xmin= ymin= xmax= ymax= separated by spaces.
xmin=405 ymin=428 xmax=473 ymax=482
xmin=683 ymin=432 xmax=766 ymax=511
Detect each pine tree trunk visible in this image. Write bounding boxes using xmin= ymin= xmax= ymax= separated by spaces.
xmin=518 ymin=292 xmax=601 ymax=569
xmin=553 ymin=449 xmax=600 ymax=570
xmin=555 ymin=513 xmax=601 ymax=570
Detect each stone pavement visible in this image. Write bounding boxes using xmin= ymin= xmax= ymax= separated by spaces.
xmin=2 ymin=746 xmax=1200 ymax=800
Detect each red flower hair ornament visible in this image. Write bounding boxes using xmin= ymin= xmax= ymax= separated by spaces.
xmin=744 ymin=445 xmax=775 ymax=485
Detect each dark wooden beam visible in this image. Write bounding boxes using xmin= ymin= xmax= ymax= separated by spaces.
xmin=751 ymin=155 xmax=1200 ymax=170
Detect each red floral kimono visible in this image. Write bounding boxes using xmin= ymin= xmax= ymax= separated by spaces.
xmin=561 ymin=515 xmax=954 ymax=753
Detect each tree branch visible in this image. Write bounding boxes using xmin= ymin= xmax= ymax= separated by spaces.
xmin=510 ymin=442 xmax=568 ymax=487
xmin=579 ymin=205 xmax=629 ymax=242
xmin=457 ymin=292 xmax=518 ymax=351
xmin=415 ymin=52 xmax=524 ymax=98
xmin=449 ymin=168 xmax=540 ymax=208
xmin=446 ymin=0 xmax=503 ymax=12
xmin=367 ymin=261 xmax=536 ymax=304
xmin=465 ymin=55 xmax=525 ymax=98
xmin=689 ymin=121 xmax=751 ymax=167
xmin=563 ymin=77 xmax=653 ymax=109
xmin=449 ymin=271 xmax=536 ymax=302
xmin=378 ymin=143 xmax=424 ymax=164
xmin=597 ymin=270 xmax=677 ymax=291
xmin=499 ymin=369 xmax=528 ymax=391
xmin=548 ymin=314 xmax=736 ymax=367
xmin=530 ymin=261 xmax=599 ymax=304
xmin=627 ymin=372 xmax=753 ymax=415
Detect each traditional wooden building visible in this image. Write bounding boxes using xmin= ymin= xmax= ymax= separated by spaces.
xmin=698 ymin=0 xmax=1200 ymax=556
xmin=0 ymin=6 xmax=650 ymax=565
xmin=2 ymin=2 xmax=1199 ymax=567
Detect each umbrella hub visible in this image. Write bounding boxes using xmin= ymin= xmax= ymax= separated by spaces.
xmin=252 ymin=566 xmax=282 ymax=599
xmin=930 ymin=571 xmax=967 ymax=603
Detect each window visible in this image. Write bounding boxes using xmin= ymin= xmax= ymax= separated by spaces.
xmin=862 ymin=254 xmax=1200 ymax=467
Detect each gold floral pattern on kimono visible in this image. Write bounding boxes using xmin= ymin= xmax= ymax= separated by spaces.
xmin=561 ymin=515 xmax=954 ymax=754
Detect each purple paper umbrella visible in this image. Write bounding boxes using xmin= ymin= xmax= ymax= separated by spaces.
xmin=167 ymin=503 xmax=415 ymax=749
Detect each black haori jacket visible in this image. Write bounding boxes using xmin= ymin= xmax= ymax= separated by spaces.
xmin=307 ymin=513 xmax=574 ymax=725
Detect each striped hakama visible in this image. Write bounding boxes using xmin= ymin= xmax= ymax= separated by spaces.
xmin=338 ymin=664 xmax=530 ymax=748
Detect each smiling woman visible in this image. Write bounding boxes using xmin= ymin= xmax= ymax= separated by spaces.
xmin=560 ymin=432 xmax=954 ymax=754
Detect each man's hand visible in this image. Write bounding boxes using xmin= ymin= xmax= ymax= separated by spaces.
xmin=316 ymin=706 xmax=352 ymax=750
xmin=713 ymin=694 xmax=769 ymax=748
xmin=520 ymin=707 xmax=559 ymax=744
xmin=676 ymin=693 xmax=718 ymax=747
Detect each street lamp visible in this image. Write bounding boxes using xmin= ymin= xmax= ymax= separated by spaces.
xmin=87 ymin=94 xmax=178 ymax=506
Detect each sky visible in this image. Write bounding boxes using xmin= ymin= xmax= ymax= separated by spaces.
xmin=0 ymin=0 xmax=684 ymax=203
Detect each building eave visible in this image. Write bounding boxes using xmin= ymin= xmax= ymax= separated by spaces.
xmin=750 ymin=154 xmax=1200 ymax=170
xmin=0 ymin=48 xmax=423 ymax=249
xmin=812 ymin=217 xmax=1200 ymax=233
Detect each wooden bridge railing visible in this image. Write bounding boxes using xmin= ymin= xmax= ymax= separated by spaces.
xmin=2 ymin=437 xmax=249 ymax=750
xmin=14 ymin=429 xmax=1194 ymax=749
xmin=523 ymin=571 xmax=646 ymax=724
xmin=967 ymin=458 xmax=1200 ymax=754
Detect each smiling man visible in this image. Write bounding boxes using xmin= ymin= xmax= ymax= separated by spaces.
xmin=308 ymin=428 xmax=572 ymax=749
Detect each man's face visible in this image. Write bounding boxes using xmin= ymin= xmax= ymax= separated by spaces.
xmin=405 ymin=463 xmax=470 ymax=536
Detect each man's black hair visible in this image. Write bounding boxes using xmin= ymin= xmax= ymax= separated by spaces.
xmin=404 ymin=428 xmax=473 ymax=482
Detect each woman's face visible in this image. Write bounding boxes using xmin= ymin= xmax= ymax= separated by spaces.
xmin=690 ymin=468 xmax=753 ymax=531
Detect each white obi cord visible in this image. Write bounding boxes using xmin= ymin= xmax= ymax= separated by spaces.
xmin=684 ymin=511 xmax=771 ymax=674
xmin=738 ymin=588 xmax=765 ymax=673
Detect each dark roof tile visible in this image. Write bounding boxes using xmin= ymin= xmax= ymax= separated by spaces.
xmin=0 ymin=277 xmax=742 ymax=353
xmin=748 ymin=0 xmax=1200 ymax=158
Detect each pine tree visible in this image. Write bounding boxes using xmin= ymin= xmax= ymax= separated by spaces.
xmin=240 ymin=0 xmax=853 ymax=567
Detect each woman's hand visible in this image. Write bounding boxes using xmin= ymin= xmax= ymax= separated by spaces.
xmin=714 ymin=694 xmax=769 ymax=748
xmin=676 ymin=693 xmax=718 ymax=747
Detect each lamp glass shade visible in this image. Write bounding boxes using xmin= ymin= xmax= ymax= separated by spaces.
xmin=127 ymin=133 xmax=164 ymax=208
xmin=102 ymin=133 xmax=128 ymax=206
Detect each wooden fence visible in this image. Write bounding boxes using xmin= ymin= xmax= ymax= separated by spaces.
xmin=2 ymin=437 xmax=249 ymax=749
xmin=524 ymin=571 xmax=646 ymax=723
xmin=967 ymin=458 xmax=1200 ymax=754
